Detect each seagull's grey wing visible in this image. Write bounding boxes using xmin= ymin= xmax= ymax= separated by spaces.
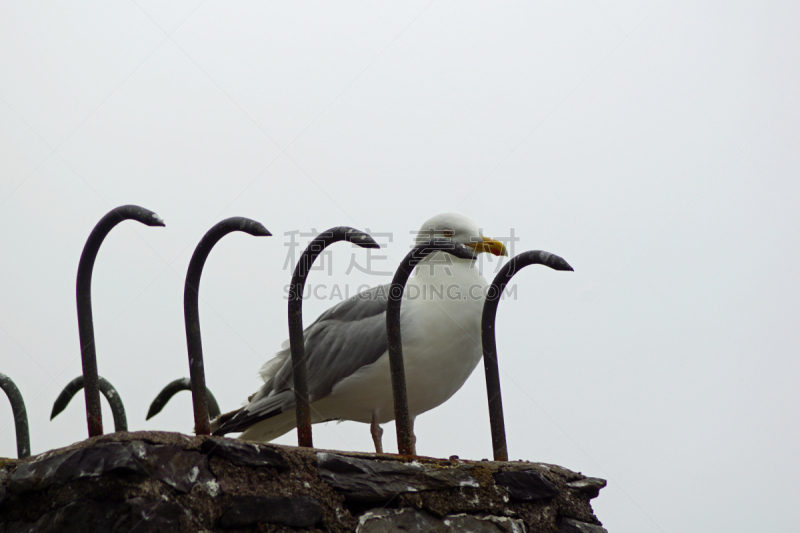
xmin=273 ymin=283 xmax=391 ymax=399
xmin=213 ymin=284 xmax=390 ymax=435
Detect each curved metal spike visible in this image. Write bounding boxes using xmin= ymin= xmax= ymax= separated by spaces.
xmin=185 ymin=217 xmax=271 ymax=435
xmin=482 ymin=250 xmax=574 ymax=461
xmin=146 ymin=378 xmax=221 ymax=420
xmin=288 ymin=227 xmax=380 ymax=448
xmin=0 ymin=373 xmax=30 ymax=458
xmin=386 ymin=239 xmax=477 ymax=456
xmin=50 ymin=375 xmax=127 ymax=432
xmin=77 ymin=205 xmax=165 ymax=437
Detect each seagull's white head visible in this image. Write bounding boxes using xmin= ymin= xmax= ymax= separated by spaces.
xmin=414 ymin=213 xmax=508 ymax=257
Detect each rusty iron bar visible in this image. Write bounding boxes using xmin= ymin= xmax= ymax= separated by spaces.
xmin=185 ymin=217 xmax=271 ymax=435
xmin=289 ymin=227 xmax=379 ymax=448
xmin=51 ymin=375 xmax=128 ymax=432
xmin=77 ymin=205 xmax=165 ymax=437
xmin=0 ymin=373 xmax=30 ymax=458
xmin=482 ymin=250 xmax=574 ymax=461
xmin=146 ymin=378 xmax=221 ymax=420
xmin=387 ymin=239 xmax=477 ymax=456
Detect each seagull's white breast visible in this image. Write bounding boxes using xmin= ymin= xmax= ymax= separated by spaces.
xmin=315 ymin=257 xmax=487 ymax=425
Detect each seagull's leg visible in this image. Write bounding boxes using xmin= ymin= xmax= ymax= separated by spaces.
xmin=370 ymin=412 xmax=384 ymax=454
xmin=410 ymin=416 xmax=417 ymax=456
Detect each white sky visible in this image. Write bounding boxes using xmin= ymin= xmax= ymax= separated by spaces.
xmin=2 ymin=2 xmax=799 ymax=531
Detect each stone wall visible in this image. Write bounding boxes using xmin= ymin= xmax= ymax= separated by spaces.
xmin=0 ymin=431 xmax=607 ymax=532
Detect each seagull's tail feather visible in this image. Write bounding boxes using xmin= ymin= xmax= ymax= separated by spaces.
xmin=209 ymin=408 xmax=242 ymax=434
xmin=238 ymin=410 xmax=298 ymax=443
xmin=211 ymin=390 xmax=296 ymax=437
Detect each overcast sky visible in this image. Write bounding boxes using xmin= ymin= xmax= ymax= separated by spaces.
xmin=2 ymin=1 xmax=799 ymax=531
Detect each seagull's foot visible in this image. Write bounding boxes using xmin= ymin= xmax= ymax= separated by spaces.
xmin=371 ymin=413 xmax=384 ymax=454
xmin=410 ymin=417 xmax=417 ymax=456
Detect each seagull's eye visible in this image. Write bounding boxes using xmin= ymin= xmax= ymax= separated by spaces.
xmin=442 ymin=229 xmax=455 ymax=238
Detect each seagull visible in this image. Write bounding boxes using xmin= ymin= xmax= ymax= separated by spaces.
xmin=211 ymin=213 xmax=508 ymax=453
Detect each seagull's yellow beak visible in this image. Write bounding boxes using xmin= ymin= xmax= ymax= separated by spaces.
xmin=466 ymin=235 xmax=508 ymax=257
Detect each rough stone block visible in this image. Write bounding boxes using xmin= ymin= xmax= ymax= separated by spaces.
xmin=356 ymin=508 xmax=528 ymax=532
xmin=1 ymin=496 xmax=185 ymax=533
xmin=566 ymin=477 xmax=607 ymax=499
xmin=219 ymin=495 xmax=322 ymax=529
xmin=9 ymin=441 xmax=212 ymax=494
xmin=493 ymin=470 xmax=559 ymax=501
xmin=318 ymin=452 xmax=479 ymax=502
xmin=556 ymin=517 xmax=609 ymax=533
xmin=201 ymin=438 xmax=288 ymax=471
